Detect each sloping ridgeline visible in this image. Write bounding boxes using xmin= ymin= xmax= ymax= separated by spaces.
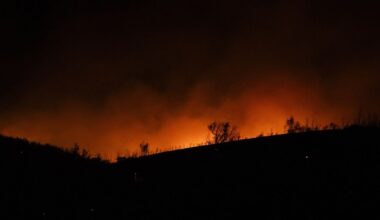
xmin=2 ymin=127 xmax=380 ymax=219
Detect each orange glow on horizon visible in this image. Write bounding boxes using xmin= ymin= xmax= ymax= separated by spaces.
xmin=0 ymin=74 xmax=368 ymax=160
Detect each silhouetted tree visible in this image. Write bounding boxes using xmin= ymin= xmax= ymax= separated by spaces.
xmin=140 ymin=141 xmax=149 ymax=156
xmin=285 ymin=116 xmax=295 ymax=133
xmin=207 ymin=121 xmax=240 ymax=144
xmin=285 ymin=116 xmax=303 ymax=133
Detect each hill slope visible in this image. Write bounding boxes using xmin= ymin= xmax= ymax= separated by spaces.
xmin=2 ymin=127 xmax=380 ymax=219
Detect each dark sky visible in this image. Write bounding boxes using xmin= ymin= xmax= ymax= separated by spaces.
xmin=1 ymin=0 xmax=380 ymax=158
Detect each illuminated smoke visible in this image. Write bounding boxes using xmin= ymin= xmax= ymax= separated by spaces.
xmin=1 ymin=0 xmax=379 ymax=159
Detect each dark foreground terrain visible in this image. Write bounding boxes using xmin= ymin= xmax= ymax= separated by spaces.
xmin=2 ymin=126 xmax=380 ymax=219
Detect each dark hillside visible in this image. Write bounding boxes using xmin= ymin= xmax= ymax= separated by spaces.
xmin=2 ymin=127 xmax=380 ymax=219
xmin=0 ymin=136 xmax=110 ymax=219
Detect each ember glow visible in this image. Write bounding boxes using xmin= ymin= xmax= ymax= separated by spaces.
xmin=1 ymin=0 xmax=379 ymax=159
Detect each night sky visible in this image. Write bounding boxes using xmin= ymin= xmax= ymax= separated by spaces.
xmin=1 ymin=0 xmax=379 ymax=158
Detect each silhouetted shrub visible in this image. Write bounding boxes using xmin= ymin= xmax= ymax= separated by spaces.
xmin=285 ymin=116 xmax=323 ymax=133
xmin=68 ymin=143 xmax=81 ymax=156
xmin=323 ymin=122 xmax=339 ymax=130
xmin=81 ymin=148 xmax=90 ymax=159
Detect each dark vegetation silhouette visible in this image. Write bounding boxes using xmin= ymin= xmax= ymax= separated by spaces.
xmin=2 ymin=116 xmax=380 ymax=219
xmin=207 ymin=121 xmax=240 ymax=144
xmin=139 ymin=141 xmax=149 ymax=156
xmin=285 ymin=116 xmax=324 ymax=133
xmin=285 ymin=114 xmax=380 ymax=134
